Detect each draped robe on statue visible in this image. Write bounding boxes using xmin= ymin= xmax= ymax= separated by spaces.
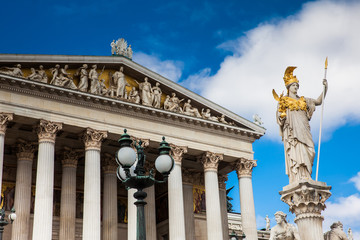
xmin=277 ymin=96 xmax=316 ymax=183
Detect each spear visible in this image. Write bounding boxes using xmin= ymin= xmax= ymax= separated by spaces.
xmin=315 ymin=57 xmax=328 ymax=181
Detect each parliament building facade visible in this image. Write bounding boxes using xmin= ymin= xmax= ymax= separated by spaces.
xmin=0 ymin=52 xmax=265 ymax=240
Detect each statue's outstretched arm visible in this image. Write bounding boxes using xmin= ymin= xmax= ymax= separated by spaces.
xmin=314 ymin=79 xmax=328 ymax=106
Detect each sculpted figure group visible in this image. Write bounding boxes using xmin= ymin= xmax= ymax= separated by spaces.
xmin=0 ymin=63 xmax=233 ymax=124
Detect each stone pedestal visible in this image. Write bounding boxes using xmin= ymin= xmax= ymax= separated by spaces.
xmin=280 ymin=180 xmax=331 ymax=240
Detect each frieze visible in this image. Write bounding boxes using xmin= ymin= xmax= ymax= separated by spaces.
xmin=200 ymin=151 xmax=223 ymax=171
xmin=36 ymin=119 xmax=63 ymax=143
xmin=234 ymin=158 xmax=257 ymax=177
xmin=170 ymin=144 xmax=188 ymax=165
xmin=0 ymin=113 xmax=13 ymax=135
xmin=83 ymin=128 xmax=108 ymax=150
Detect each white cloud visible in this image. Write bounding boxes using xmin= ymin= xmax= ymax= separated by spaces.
xmin=350 ymin=172 xmax=360 ymax=191
xmin=323 ymin=194 xmax=360 ymax=236
xmin=133 ymin=52 xmax=183 ymax=82
xmin=323 ymin=171 xmax=360 ymax=237
xmin=185 ymin=0 xmax=360 ymax=140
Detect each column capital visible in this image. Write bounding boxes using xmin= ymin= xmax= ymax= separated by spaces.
xmin=234 ymin=158 xmax=257 ymax=177
xmin=218 ymin=174 xmax=228 ymax=190
xmin=102 ymin=153 xmax=118 ymax=174
xmin=280 ymin=181 xmax=332 ymax=217
xmin=16 ymin=139 xmax=36 ymax=161
xmin=83 ymin=128 xmax=108 ymax=151
xmin=200 ymin=151 xmax=223 ymax=172
xmin=0 ymin=113 xmax=13 ymax=135
xmin=36 ymin=119 xmax=62 ymax=143
xmin=170 ymin=144 xmax=188 ymax=165
xmin=62 ymin=147 xmax=81 ymax=168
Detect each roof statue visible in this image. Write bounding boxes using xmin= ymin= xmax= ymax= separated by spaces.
xmin=111 ymin=38 xmax=133 ymax=60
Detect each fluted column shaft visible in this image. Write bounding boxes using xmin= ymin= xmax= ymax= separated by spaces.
xmin=127 ymin=188 xmax=137 ymax=240
xmin=144 ymin=185 xmax=156 ymax=240
xmin=182 ymin=180 xmax=195 ymax=240
xmin=82 ymin=128 xmax=107 ymax=240
xmin=11 ymin=141 xmax=35 ymax=240
xmin=0 ymin=113 xmax=13 ymax=194
xmin=168 ymin=145 xmax=187 ymax=240
xmin=235 ymin=158 xmax=258 ymax=240
xmin=102 ymin=156 xmax=118 ymax=240
xmin=201 ymin=152 xmax=224 ymax=240
xmin=32 ymin=120 xmax=62 ymax=240
xmin=219 ymin=175 xmax=229 ymax=240
xmin=59 ymin=149 xmax=79 ymax=240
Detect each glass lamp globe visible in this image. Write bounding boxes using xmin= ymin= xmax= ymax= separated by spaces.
xmin=116 ymin=146 xmax=136 ymax=167
xmin=117 ymin=159 xmax=138 ymax=180
xmin=8 ymin=209 xmax=16 ymax=223
xmin=155 ymin=154 xmax=174 ymax=175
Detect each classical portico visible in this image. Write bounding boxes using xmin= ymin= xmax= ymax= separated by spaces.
xmin=0 ymin=53 xmax=265 ymax=240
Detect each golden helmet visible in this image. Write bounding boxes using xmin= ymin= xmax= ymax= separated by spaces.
xmin=283 ymin=66 xmax=299 ymax=87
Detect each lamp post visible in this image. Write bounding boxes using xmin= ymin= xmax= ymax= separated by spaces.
xmin=0 ymin=207 xmax=16 ymax=240
xmin=115 ymin=129 xmax=174 ymax=240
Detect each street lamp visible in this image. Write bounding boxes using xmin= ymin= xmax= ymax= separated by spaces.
xmin=0 ymin=207 xmax=16 ymax=240
xmin=116 ymin=129 xmax=174 ymax=240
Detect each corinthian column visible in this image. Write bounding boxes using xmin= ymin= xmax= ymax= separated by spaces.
xmin=182 ymin=169 xmax=195 ymax=240
xmin=102 ymin=154 xmax=118 ymax=240
xmin=218 ymin=174 xmax=229 ymax=240
xmin=11 ymin=140 xmax=36 ymax=240
xmin=168 ymin=144 xmax=187 ymax=240
xmin=82 ymin=128 xmax=107 ymax=240
xmin=0 ymin=113 xmax=13 ymax=194
xmin=59 ymin=148 xmax=80 ymax=240
xmin=32 ymin=120 xmax=63 ymax=240
xmin=201 ymin=151 xmax=224 ymax=240
xmin=235 ymin=158 xmax=258 ymax=240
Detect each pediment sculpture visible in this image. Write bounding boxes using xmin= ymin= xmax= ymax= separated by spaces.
xmin=0 ymin=63 xmax=237 ymax=126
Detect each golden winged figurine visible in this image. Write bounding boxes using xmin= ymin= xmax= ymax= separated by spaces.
xmin=272 ymin=89 xmax=287 ymax=118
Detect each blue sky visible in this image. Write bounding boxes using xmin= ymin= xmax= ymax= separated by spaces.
xmin=2 ymin=0 xmax=360 ymax=237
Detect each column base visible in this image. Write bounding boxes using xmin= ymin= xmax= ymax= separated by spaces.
xmin=280 ymin=180 xmax=331 ymax=240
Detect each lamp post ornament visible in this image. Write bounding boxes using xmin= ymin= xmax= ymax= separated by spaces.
xmin=116 ymin=129 xmax=174 ymax=240
xmin=0 ymin=207 xmax=16 ymax=240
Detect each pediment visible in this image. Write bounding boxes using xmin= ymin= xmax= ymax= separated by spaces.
xmin=0 ymin=54 xmax=265 ymax=138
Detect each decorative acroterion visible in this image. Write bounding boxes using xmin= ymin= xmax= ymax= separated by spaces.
xmin=111 ymin=38 xmax=133 ymax=60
